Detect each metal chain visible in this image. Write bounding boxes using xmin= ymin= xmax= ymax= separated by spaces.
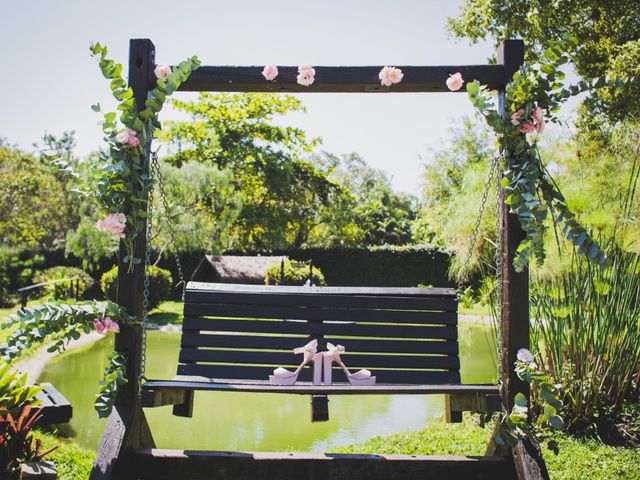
xmin=150 ymin=153 xmax=186 ymax=298
xmin=460 ymin=154 xmax=501 ymax=277
xmin=139 ymin=164 xmax=155 ymax=385
xmin=494 ymin=155 xmax=504 ymax=381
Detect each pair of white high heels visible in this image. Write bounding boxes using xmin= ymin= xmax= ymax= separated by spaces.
xmin=269 ymin=339 xmax=376 ymax=386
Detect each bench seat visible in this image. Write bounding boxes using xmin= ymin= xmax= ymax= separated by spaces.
xmin=140 ymin=282 xmax=502 ymax=421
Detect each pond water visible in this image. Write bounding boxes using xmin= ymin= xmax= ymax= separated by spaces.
xmin=38 ymin=322 xmax=496 ymax=452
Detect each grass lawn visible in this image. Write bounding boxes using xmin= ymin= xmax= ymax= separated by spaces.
xmin=34 ymin=417 xmax=640 ymax=479
xmin=336 ymin=417 xmax=640 ymax=480
xmin=36 ymin=432 xmax=94 ymax=480
xmin=0 ymin=303 xmax=21 ymax=343
xmin=148 ymin=300 xmax=183 ymax=325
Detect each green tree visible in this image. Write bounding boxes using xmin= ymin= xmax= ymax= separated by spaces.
xmin=151 ymin=160 xmax=242 ymax=253
xmin=448 ymin=0 xmax=640 ymax=122
xmin=313 ymin=153 xmax=417 ymax=247
xmin=160 ymin=93 xmax=341 ymax=249
xmin=0 ymin=139 xmax=75 ymax=249
xmin=420 ymin=119 xmax=496 ymax=278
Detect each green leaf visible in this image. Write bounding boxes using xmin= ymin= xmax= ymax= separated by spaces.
xmin=548 ymin=415 xmax=564 ymax=430
xmin=514 ymin=392 xmax=528 ymax=407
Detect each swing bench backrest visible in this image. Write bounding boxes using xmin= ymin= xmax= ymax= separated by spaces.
xmin=178 ymin=282 xmax=461 ymax=385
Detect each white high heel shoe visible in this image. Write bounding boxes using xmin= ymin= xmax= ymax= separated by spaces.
xmin=323 ymin=342 xmax=376 ymax=386
xmin=269 ymin=339 xmax=323 ymax=385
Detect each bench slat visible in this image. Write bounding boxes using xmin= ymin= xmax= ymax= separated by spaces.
xmin=180 ymin=333 xmax=459 ymax=355
xmin=178 ymin=349 xmax=461 ymax=370
xmin=187 ymin=282 xmax=456 ymax=297
xmin=183 ymin=317 xmax=458 ymax=340
xmin=186 ymin=290 xmax=458 ymax=312
xmin=176 ymin=363 xmax=461 ymax=384
xmin=183 ymin=303 xmax=457 ymax=325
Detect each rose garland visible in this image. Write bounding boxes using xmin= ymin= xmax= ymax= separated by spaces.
xmin=90 ymin=42 xmax=200 ymax=272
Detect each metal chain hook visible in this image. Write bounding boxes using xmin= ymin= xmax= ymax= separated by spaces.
xmin=460 ymin=154 xmax=502 ymax=278
xmin=150 ymin=152 xmax=187 ymax=299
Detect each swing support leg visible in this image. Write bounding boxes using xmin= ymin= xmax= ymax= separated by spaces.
xmin=90 ymin=405 xmax=155 ymax=480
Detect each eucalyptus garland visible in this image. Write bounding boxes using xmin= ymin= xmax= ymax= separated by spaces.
xmin=492 ymin=349 xmax=564 ymax=451
xmin=466 ymin=34 xmax=627 ymax=271
xmin=89 ymin=42 xmax=200 ymax=272
xmin=1 ymin=301 xmax=135 ymax=417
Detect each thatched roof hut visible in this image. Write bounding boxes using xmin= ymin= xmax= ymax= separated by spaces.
xmin=190 ymin=255 xmax=286 ymax=284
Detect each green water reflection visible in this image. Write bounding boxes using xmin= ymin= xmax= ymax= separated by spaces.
xmin=38 ymin=322 xmax=496 ymax=452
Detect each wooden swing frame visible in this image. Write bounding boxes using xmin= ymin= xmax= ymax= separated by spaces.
xmin=89 ymin=38 xmax=549 ymax=480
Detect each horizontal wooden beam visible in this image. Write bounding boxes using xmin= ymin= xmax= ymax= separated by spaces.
xmin=133 ymin=449 xmax=516 ymax=480
xmin=174 ymin=65 xmax=505 ymax=93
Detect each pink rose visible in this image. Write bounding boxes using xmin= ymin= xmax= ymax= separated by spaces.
xmin=378 ymin=66 xmax=404 ymax=87
xmin=103 ymin=317 xmax=120 ymax=333
xmin=154 ymin=65 xmax=172 ymax=80
xmin=446 ymin=72 xmax=464 ymax=91
xmin=93 ymin=317 xmax=120 ymax=334
xmin=93 ymin=318 xmax=107 ymax=334
xmin=517 ymin=348 xmax=534 ymax=364
xmin=532 ymin=106 xmax=545 ymax=133
xmin=116 ymin=129 xmax=140 ymax=148
xmin=511 ymin=108 xmax=525 ymax=125
xmin=520 ymin=122 xmax=536 ymax=133
xmin=297 ymin=65 xmax=315 ymax=86
xmin=262 ymin=64 xmax=278 ymax=81
xmin=115 ymin=130 xmax=130 ymax=144
xmin=127 ymin=133 xmax=140 ymax=148
xmin=96 ymin=212 xmax=127 ymax=238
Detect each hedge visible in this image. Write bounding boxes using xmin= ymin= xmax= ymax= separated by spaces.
xmin=228 ymin=245 xmax=454 ymax=288
xmin=2 ymin=245 xmax=453 ymax=301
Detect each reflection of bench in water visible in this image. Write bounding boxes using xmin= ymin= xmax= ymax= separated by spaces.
xmin=35 ymin=383 xmax=72 ymax=425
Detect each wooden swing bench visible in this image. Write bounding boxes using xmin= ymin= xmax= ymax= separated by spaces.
xmin=140 ymin=282 xmax=501 ymax=422
xmin=90 ymin=38 xmax=551 ymax=480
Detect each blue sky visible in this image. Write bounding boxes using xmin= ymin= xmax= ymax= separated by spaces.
xmin=2 ymin=0 xmax=502 ymax=194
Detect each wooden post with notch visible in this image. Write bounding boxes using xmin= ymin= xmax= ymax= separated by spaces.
xmin=494 ymin=39 xmax=550 ymax=480
xmin=497 ymin=39 xmax=529 ymax=413
xmin=90 ymin=38 xmax=156 ymax=480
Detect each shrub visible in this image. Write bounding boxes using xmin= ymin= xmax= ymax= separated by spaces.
xmin=265 ymin=259 xmax=326 ymax=286
xmin=101 ymin=265 xmax=172 ymax=311
xmin=33 ymin=266 xmax=94 ymax=300
xmin=0 ymin=248 xmax=45 ymax=307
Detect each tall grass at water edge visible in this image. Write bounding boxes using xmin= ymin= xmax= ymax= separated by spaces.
xmin=531 ymin=250 xmax=640 ymax=435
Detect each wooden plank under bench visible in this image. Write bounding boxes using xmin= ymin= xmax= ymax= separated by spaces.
xmin=132 ymin=449 xmax=515 ymax=480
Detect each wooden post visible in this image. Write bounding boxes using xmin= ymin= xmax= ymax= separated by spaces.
xmin=496 ymin=39 xmax=528 ymax=412
xmin=90 ymin=39 xmax=156 ymax=480
xmin=114 ymin=38 xmax=156 ymax=405
xmin=495 ymin=40 xmax=551 ymax=480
